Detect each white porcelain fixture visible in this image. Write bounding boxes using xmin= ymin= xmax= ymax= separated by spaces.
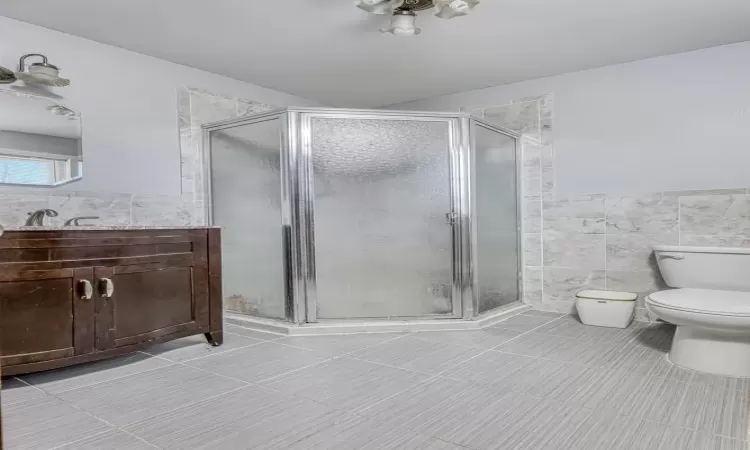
xmin=647 ymin=245 xmax=750 ymax=377
xmin=575 ymin=290 xmax=637 ymax=328
xmin=355 ymin=0 xmax=480 ymax=36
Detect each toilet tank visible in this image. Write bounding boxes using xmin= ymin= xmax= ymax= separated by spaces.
xmin=654 ymin=245 xmax=750 ymax=291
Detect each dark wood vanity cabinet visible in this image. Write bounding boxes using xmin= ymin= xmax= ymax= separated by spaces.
xmin=0 ymin=228 xmax=222 ymax=375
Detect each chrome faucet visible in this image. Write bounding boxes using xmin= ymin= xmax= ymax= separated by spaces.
xmin=64 ymin=216 xmax=100 ymax=226
xmin=25 ymin=209 xmax=59 ymax=226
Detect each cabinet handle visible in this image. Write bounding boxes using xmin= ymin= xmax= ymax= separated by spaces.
xmin=99 ymin=278 xmax=115 ymax=298
xmin=78 ymin=280 xmax=93 ymax=300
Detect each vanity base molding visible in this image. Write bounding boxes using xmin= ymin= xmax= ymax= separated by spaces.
xmin=0 ymin=228 xmax=223 ymax=376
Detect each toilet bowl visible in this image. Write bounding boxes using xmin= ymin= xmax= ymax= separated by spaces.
xmin=648 ymin=245 xmax=750 ymax=377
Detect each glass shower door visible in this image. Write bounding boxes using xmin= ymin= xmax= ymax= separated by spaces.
xmin=308 ymin=117 xmax=457 ymax=319
xmin=474 ymin=124 xmax=519 ymax=314
xmin=210 ymin=118 xmax=288 ymax=320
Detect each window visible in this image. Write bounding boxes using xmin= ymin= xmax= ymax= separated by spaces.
xmin=0 ymin=154 xmax=69 ymax=185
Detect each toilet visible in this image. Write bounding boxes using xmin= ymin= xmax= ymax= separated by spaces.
xmin=647 ymin=245 xmax=750 ymax=377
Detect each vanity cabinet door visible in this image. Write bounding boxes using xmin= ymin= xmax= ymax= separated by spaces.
xmin=95 ymin=259 xmax=210 ymax=350
xmin=0 ymin=268 xmax=96 ymax=367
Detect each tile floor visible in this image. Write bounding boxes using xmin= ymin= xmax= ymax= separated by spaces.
xmin=3 ymin=312 xmax=750 ymax=449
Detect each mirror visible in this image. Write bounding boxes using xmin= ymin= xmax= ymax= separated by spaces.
xmin=0 ymin=89 xmax=82 ymax=187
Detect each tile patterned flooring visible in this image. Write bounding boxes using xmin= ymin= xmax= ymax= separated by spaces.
xmin=3 ymin=315 xmax=750 ymax=449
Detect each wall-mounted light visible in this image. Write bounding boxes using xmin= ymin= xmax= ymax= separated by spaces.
xmin=15 ymin=54 xmax=70 ymax=87
xmin=0 ymin=67 xmax=16 ymax=85
xmin=0 ymin=53 xmax=70 ymax=87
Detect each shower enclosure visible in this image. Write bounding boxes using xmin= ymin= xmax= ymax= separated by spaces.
xmin=204 ymin=108 xmax=520 ymax=327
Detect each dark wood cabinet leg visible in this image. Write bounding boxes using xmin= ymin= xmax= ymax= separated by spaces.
xmin=204 ymin=331 xmax=223 ymax=347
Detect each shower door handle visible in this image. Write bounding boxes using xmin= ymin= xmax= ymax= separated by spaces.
xmin=445 ymin=212 xmax=458 ymax=225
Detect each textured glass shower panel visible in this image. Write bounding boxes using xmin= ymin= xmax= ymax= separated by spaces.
xmin=475 ymin=125 xmax=519 ymax=313
xmin=311 ymin=118 xmax=454 ymax=319
xmin=210 ymin=119 xmax=287 ymax=319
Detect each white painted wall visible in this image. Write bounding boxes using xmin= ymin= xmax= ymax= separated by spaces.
xmin=0 ymin=16 xmax=318 ymax=196
xmin=0 ymin=131 xmax=79 ymax=157
xmin=388 ymin=41 xmax=750 ymax=195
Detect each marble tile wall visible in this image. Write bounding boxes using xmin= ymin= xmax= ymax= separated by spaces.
xmin=178 ymin=87 xmax=274 ymax=225
xmin=466 ymin=95 xmax=750 ymax=321
xmin=0 ymin=87 xmax=271 ymax=228
xmin=538 ymin=189 xmax=750 ymax=320
xmin=0 ymin=191 xmax=195 ymax=227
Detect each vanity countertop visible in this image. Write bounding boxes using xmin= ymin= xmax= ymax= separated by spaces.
xmin=4 ymin=225 xmax=221 ymax=231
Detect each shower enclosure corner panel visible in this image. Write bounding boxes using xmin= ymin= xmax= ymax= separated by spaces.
xmin=207 ymin=115 xmax=289 ymax=320
xmin=472 ymin=121 xmax=521 ymax=314
xmin=204 ymin=108 xmax=521 ymax=326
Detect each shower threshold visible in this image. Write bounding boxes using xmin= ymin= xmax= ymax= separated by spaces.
xmin=225 ymin=301 xmax=530 ymax=336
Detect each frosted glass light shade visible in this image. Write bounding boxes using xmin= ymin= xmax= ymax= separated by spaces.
xmin=15 ymin=65 xmax=70 ymax=87
xmin=355 ymin=0 xmax=405 ymax=15
xmin=434 ymin=0 xmax=480 ymax=19
xmin=380 ymin=12 xmax=421 ymax=36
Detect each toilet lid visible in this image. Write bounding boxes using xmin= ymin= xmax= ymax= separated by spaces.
xmin=647 ymin=289 xmax=750 ymax=316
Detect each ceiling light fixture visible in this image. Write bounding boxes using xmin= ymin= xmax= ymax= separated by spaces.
xmin=355 ymin=0 xmax=479 ymax=36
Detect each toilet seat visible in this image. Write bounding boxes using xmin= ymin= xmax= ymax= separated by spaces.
xmin=646 ymin=289 xmax=750 ymax=377
xmin=647 ymin=288 xmax=750 ymax=317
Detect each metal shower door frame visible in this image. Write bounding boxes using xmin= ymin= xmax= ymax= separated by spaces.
xmin=202 ymin=109 xmax=300 ymax=322
xmin=291 ymin=108 xmax=468 ymax=323
xmin=203 ymin=108 xmax=523 ymax=325
xmin=466 ymin=117 xmax=523 ymax=318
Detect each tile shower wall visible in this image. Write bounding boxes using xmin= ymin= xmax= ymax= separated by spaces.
xmin=0 ymin=87 xmax=272 ymax=227
xmin=178 ymin=86 xmax=273 ymax=224
xmin=469 ymin=96 xmax=750 ymax=321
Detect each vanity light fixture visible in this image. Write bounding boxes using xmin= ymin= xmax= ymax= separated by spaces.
xmin=15 ymin=54 xmax=71 ymax=87
xmin=0 ymin=53 xmax=70 ymax=87
xmin=0 ymin=66 xmax=16 ymax=84
xmin=355 ymin=0 xmax=480 ymax=36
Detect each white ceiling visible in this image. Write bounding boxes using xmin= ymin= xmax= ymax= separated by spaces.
xmin=1 ymin=0 xmax=749 ymax=107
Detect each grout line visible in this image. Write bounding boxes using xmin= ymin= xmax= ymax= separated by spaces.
xmin=207 ymin=336 xmax=416 ymax=386
xmin=434 ymin=320 xmax=652 ymax=376
xmin=345 ymin=318 xmax=561 ymax=374
xmin=639 ymin=417 xmax=748 ymax=442
xmin=25 ymin=321 xmax=318 ymax=393
xmin=160 ymin=358 xmax=256 ymax=386
xmin=604 ymin=199 xmax=608 ymax=291
xmin=538 ymin=170 xmax=545 ymax=308
xmin=14 ymin=359 xmax=180 ymax=396
xmin=224 ymin=329 xmax=286 ymax=340
xmin=396 ymin=333 xmax=504 ymax=352
xmin=270 ymin=331 xmax=416 ymax=358
xmin=337 ymin=326 xmax=540 ymax=415
xmin=116 ymin=384 xmax=251 ymax=432
xmin=143 ymin=339 xmax=267 ymax=364
xmin=249 ymin=355 xmax=340 ymax=385
xmin=47 ymin=429 xmax=117 ymax=450
xmin=13 ymin=377 xmax=163 ymax=450
xmin=223 ymin=325 xmax=287 ymax=340
xmin=677 ymin=195 xmax=682 ymax=246
xmin=250 ymin=335 xmax=419 ymax=386
xmin=411 ymin=315 xmax=565 ymax=384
